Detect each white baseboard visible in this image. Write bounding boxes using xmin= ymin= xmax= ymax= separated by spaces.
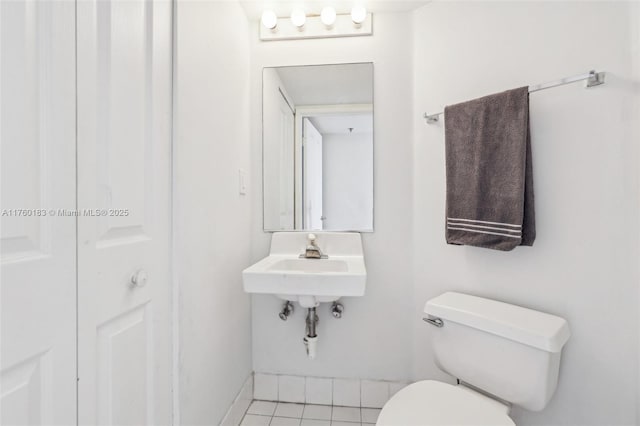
xmin=220 ymin=373 xmax=254 ymax=426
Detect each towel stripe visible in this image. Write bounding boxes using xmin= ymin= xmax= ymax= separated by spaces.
xmin=447 ymin=226 xmax=522 ymax=239
xmin=447 ymin=217 xmax=522 ymax=229
xmin=446 ymin=221 xmax=522 ymax=234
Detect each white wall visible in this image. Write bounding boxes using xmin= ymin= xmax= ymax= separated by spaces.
xmin=175 ymin=1 xmax=252 ymax=424
xmin=412 ymin=2 xmax=639 ymax=425
xmin=322 ymin=132 xmax=374 ymax=230
xmin=249 ymin=12 xmax=415 ymax=380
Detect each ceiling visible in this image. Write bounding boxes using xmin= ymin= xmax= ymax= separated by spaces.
xmin=275 ymin=63 xmax=373 ymax=105
xmin=310 ymin=113 xmax=373 ymax=134
xmin=239 ymin=0 xmax=431 ymax=20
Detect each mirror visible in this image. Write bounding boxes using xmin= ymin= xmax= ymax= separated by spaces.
xmin=263 ymin=63 xmax=373 ymax=232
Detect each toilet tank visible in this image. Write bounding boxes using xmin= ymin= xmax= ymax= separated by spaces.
xmin=424 ymin=292 xmax=570 ymax=412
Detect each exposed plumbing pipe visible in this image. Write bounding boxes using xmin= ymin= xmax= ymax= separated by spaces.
xmin=303 ymin=307 xmax=319 ymax=359
xmin=306 ymin=307 xmax=318 ymax=337
xmin=303 ymin=335 xmax=318 ymax=359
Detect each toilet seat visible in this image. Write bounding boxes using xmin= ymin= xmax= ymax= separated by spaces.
xmin=377 ymin=380 xmax=515 ymax=426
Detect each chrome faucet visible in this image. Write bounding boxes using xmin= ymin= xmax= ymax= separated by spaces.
xmin=301 ymin=233 xmax=327 ymax=259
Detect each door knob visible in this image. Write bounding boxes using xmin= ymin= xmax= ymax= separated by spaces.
xmin=130 ymin=269 xmax=148 ymax=288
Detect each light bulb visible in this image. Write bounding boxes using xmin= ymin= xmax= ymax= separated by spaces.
xmin=291 ymin=9 xmax=306 ymax=28
xmin=351 ymin=6 xmax=367 ymax=24
xmin=320 ymin=6 xmax=337 ymax=27
xmin=261 ymin=10 xmax=277 ymax=29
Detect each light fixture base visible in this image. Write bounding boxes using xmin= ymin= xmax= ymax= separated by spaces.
xmin=260 ymin=13 xmax=373 ymax=41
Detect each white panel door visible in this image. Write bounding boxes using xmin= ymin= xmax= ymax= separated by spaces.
xmin=0 ymin=1 xmax=77 ymax=424
xmin=303 ymin=118 xmax=324 ymax=230
xmin=77 ymin=1 xmax=172 ymax=424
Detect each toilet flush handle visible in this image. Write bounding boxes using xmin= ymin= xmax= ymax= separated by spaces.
xmin=423 ymin=317 xmax=444 ymax=328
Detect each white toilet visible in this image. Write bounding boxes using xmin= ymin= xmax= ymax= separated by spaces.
xmin=378 ymin=292 xmax=571 ymax=426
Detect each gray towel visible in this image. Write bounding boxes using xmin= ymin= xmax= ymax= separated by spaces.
xmin=444 ymin=86 xmax=535 ymax=251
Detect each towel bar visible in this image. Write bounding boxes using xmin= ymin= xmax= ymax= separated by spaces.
xmin=423 ymin=70 xmax=605 ymax=124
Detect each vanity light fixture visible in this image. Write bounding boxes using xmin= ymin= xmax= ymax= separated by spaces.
xmin=291 ymin=9 xmax=306 ymax=28
xmin=351 ymin=5 xmax=367 ymax=24
xmin=320 ymin=6 xmax=337 ymax=27
xmin=259 ymin=6 xmax=372 ymax=41
xmin=261 ymin=10 xmax=278 ymax=30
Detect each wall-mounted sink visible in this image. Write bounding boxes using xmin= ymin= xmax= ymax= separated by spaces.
xmin=242 ymin=232 xmax=366 ymax=308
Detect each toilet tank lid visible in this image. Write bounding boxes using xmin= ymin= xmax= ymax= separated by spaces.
xmin=424 ymin=292 xmax=570 ymax=352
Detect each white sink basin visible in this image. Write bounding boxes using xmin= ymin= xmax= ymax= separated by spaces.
xmin=243 ymin=232 xmax=366 ymax=307
xmin=269 ymin=258 xmax=349 ymax=273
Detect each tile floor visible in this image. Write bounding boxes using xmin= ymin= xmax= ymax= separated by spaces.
xmin=240 ymin=401 xmax=380 ymax=426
